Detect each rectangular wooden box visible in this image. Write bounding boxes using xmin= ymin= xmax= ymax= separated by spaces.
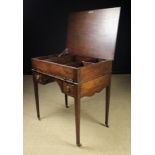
xmin=32 ymin=53 xmax=112 ymax=97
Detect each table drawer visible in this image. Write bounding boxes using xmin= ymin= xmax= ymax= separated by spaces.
xmin=63 ymin=82 xmax=75 ymax=97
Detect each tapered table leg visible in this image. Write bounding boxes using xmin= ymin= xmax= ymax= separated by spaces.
xmin=32 ymin=72 xmax=40 ymax=120
xmin=65 ymin=94 xmax=69 ymax=108
xmin=105 ymin=85 xmax=111 ymax=127
xmin=74 ymin=91 xmax=81 ymax=147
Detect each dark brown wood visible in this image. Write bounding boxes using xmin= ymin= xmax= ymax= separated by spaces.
xmin=32 ymin=54 xmax=112 ymax=83
xmin=65 ymin=94 xmax=69 ymax=108
xmin=80 ymin=74 xmax=111 ymax=97
xmin=105 ymin=84 xmax=111 ymax=127
xmin=32 ymin=57 xmax=76 ymax=82
xmin=79 ymin=60 xmax=112 ymax=83
xmin=31 ymin=7 xmax=121 ymax=146
xmin=32 ymin=72 xmax=40 ymax=120
xmin=67 ymin=7 xmax=121 ymax=60
xmin=63 ymin=81 xmax=75 ymax=97
xmin=74 ymin=84 xmax=81 ymax=147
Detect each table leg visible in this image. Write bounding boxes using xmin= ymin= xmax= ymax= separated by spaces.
xmin=105 ymin=85 xmax=111 ymax=127
xmin=74 ymin=92 xmax=81 ymax=146
xmin=65 ymin=94 xmax=69 ymax=108
xmin=32 ymin=72 xmax=40 ymax=120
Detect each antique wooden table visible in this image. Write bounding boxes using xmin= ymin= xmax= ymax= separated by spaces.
xmin=32 ymin=7 xmax=121 ymax=146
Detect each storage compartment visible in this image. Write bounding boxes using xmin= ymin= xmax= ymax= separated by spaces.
xmin=32 ymin=52 xmax=112 ymax=83
xmin=36 ymin=53 xmax=104 ymax=68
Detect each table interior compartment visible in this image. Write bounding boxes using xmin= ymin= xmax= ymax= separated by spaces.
xmin=37 ymin=53 xmax=105 ymax=67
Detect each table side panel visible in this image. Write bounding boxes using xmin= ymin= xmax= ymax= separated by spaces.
xmin=80 ymin=74 xmax=111 ymax=97
xmin=32 ymin=59 xmax=77 ymax=82
xmin=79 ymin=61 xmax=112 ymax=83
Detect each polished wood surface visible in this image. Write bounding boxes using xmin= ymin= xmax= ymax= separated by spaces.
xmin=32 ymin=56 xmax=76 ymax=82
xmin=105 ymin=84 xmax=111 ymax=127
xmin=80 ymin=74 xmax=111 ymax=97
xmin=32 ymin=72 xmax=40 ymax=120
xmin=65 ymin=94 xmax=69 ymax=108
xmin=67 ymin=7 xmax=120 ymax=60
xmin=79 ymin=60 xmax=112 ymax=83
xmin=32 ymin=54 xmax=112 ymax=83
xmin=32 ymin=7 xmax=121 ymax=146
xmin=74 ymin=83 xmax=81 ymax=146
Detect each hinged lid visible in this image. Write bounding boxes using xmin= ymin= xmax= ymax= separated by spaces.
xmin=67 ymin=7 xmax=121 ymax=60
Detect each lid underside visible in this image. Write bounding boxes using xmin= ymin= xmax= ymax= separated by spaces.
xmin=66 ymin=7 xmax=121 ymax=60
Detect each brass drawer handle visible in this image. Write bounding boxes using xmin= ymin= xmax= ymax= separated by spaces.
xmin=66 ymin=85 xmax=70 ymax=93
xmin=36 ymin=74 xmax=40 ymax=80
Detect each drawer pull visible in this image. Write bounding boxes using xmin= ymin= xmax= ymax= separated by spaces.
xmin=66 ymin=85 xmax=70 ymax=93
xmin=36 ymin=74 xmax=40 ymax=80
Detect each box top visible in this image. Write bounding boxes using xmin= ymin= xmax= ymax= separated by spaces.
xmin=66 ymin=7 xmax=121 ymax=60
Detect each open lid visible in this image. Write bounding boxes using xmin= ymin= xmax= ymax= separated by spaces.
xmin=66 ymin=7 xmax=121 ymax=60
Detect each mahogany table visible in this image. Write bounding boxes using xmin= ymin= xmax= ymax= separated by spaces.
xmin=32 ymin=7 xmax=121 ymax=146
